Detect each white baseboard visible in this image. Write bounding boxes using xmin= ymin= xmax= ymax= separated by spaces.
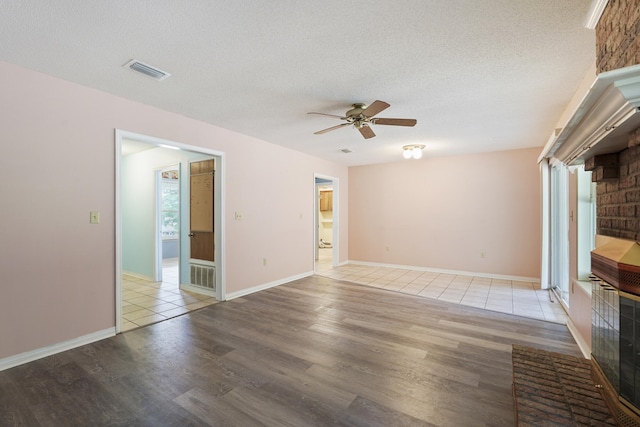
xmin=122 ymin=270 xmax=154 ymax=281
xmin=0 ymin=327 xmax=116 ymax=372
xmin=180 ymin=283 xmax=217 ymax=298
xmin=567 ymin=317 xmax=591 ymax=359
xmin=225 ymin=271 xmax=314 ymax=300
xmin=347 ymin=260 xmax=540 ymax=283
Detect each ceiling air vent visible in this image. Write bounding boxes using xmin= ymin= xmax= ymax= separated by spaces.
xmin=123 ymin=59 xmax=171 ymax=81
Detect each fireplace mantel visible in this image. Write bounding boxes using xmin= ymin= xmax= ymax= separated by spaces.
xmin=539 ymin=64 xmax=640 ymax=165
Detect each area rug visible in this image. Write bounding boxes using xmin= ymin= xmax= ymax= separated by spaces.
xmin=512 ymin=345 xmax=616 ymax=426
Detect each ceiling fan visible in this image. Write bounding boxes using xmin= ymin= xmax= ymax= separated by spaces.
xmin=308 ymin=100 xmax=417 ymax=139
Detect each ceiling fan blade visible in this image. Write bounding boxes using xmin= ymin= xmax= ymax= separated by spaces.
xmin=314 ymin=122 xmax=351 ymax=135
xmin=358 ymin=125 xmax=376 ymax=139
xmin=361 ymin=100 xmax=390 ymax=118
xmin=373 ymin=118 xmax=417 ymax=127
xmin=307 ymin=112 xmax=347 ymax=119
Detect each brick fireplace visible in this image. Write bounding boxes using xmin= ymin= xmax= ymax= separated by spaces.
xmin=550 ymin=2 xmax=640 ymax=424
xmin=585 ymin=66 xmax=640 ymax=425
xmin=587 ymin=6 xmax=640 ymax=418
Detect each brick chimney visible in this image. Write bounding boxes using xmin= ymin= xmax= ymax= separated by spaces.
xmin=590 ymin=0 xmax=640 ymax=241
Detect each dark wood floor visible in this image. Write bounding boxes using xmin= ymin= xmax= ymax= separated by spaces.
xmin=0 ymin=275 xmax=582 ymax=426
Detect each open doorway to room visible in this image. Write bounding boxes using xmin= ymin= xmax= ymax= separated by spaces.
xmin=314 ymin=175 xmax=338 ymax=273
xmin=116 ymin=130 xmax=224 ymax=333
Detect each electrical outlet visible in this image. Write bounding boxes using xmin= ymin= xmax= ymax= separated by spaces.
xmin=90 ymin=211 xmax=100 ymax=224
xmin=263 ymin=258 xmax=267 ymax=267
xmin=385 ymin=246 xmax=390 ymax=252
xmin=235 ymin=212 xmax=242 ymax=220
xmin=480 ymin=251 xmax=486 ymax=258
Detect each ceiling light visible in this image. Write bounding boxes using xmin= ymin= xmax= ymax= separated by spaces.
xmin=402 ymin=144 xmax=425 ymax=159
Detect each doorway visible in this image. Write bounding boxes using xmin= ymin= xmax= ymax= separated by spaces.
xmin=314 ymin=174 xmax=338 ymax=272
xmin=115 ymin=130 xmax=224 ymax=333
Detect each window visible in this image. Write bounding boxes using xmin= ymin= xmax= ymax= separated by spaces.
xmin=576 ymin=165 xmax=595 ymax=280
xmin=161 ymin=171 xmax=179 ymax=239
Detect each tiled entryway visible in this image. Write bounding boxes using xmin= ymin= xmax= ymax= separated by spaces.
xmin=121 ymin=258 xmax=217 ymax=331
xmin=315 ymin=249 xmax=568 ymax=324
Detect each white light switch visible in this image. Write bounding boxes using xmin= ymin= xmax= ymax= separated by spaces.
xmin=90 ymin=211 xmax=100 ymax=224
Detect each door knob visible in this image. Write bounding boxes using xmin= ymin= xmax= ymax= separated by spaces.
xmin=188 ymin=233 xmax=195 ymax=237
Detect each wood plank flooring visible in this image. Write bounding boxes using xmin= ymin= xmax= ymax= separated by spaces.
xmin=0 ymin=275 xmax=582 ymax=426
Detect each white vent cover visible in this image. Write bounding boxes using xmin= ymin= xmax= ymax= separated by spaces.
xmin=190 ymin=264 xmax=215 ymax=290
xmin=123 ymin=59 xmax=171 ymax=81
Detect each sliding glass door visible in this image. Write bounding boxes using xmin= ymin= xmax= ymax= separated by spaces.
xmin=550 ymin=162 xmax=569 ymax=303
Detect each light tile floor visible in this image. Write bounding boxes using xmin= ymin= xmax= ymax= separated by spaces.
xmin=314 ymin=249 xmax=568 ymax=324
xmin=122 ymin=258 xmax=218 ymax=331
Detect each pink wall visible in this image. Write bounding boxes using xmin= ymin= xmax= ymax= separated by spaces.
xmin=0 ymin=59 xmax=546 ymax=364
xmin=0 ymin=61 xmax=348 ymax=360
xmin=348 ymin=147 xmax=542 ymax=278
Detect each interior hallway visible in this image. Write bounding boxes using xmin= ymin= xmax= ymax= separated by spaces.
xmin=121 ymin=258 xmax=218 ymax=331
xmin=315 ymin=248 xmax=568 ymax=324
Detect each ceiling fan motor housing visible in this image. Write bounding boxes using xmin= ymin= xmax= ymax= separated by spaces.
xmin=346 ymin=103 xmax=367 ymax=117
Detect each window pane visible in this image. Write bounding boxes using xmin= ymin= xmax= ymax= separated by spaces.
xmin=161 ymin=177 xmax=179 ymax=239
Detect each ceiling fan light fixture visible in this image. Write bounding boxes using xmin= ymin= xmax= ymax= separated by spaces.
xmin=402 ymin=144 xmax=425 ymax=159
xmin=308 ymin=100 xmax=416 ymax=140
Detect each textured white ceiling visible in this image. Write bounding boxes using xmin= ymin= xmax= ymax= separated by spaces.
xmin=0 ymin=1 xmax=596 ymax=165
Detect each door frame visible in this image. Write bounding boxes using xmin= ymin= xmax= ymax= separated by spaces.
xmin=314 ymin=173 xmax=338 ymax=269
xmin=115 ymin=129 xmax=225 ymax=333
